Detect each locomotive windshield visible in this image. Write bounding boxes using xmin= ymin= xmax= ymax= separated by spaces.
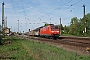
xmin=51 ymin=26 xmax=58 ymax=30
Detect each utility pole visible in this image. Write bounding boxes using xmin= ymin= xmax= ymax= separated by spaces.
xmin=2 ymin=1 xmax=4 ymax=34
xmin=60 ymin=18 xmax=61 ymax=35
xmin=18 ymin=20 xmax=19 ymax=33
xmin=5 ymin=17 xmax=7 ymax=28
xmin=83 ymin=5 xmax=86 ymax=36
xmin=11 ymin=26 xmax=12 ymax=31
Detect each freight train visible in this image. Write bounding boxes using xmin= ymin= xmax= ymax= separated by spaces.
xmin=29 ymin=24 xmax=60 ymax=39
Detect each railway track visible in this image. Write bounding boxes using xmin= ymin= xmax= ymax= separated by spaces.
xmin=57 ymin=39 xmax=90 ymax=47
xmin=18 ymin=35 xmax=90 ymax=55
xmin=28 ymin=36 xmax=90 ymax=48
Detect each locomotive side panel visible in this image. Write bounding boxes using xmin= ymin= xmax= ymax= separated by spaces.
xmin=40 ymin=27 xmax=46 ymax=36
xmin=40 ymin=25 xmax=50 ymax=37
xmin=46 ymin=26 xmax=52 ymax=36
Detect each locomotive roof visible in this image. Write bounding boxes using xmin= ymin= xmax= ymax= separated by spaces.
xmin=32 ymin=24 xmax=59 ymax=31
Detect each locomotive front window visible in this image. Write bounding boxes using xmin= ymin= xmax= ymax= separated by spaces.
xmin=51 ymin=26 xmax=58 ymax=30
xmin=55 ymin=26 xmax=58 ymax=29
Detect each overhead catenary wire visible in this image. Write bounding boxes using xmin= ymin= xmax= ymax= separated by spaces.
xmin=30 ymin=0 xmax=74 ymax=22
xmin=44 ymin=0 xmax=73 ymax=19
xmin=10 ymin=0 xmax=20 ymax=32
xmin=42 ymin=0 xmax=88 ymax=24
xmin=11 ymin=0 xmax=85 ymax=22
xmin=20 ymin=0 xmax=83 ymax=25
xmin=42 ymin=0 xmax=83 ymax=24
xmin=11 ymin=0 xmax=19 ymax=20
xmin=55 ymin=0 xmax=84 ymax=21
xmin=56 ymin=0 xmax=83 ymax=15
xmin=20 ymin=0 xmax=29 ymax=31
xmin=71 ymin=0 xmax=83 ymax=6
xmin=20 ymin=0 xmax=27 ymax=20
xmin=8 ymin=0 xmax=89 ymax=31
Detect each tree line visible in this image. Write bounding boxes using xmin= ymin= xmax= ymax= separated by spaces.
xmin=61 ymin=13 xmax=90 ymax=36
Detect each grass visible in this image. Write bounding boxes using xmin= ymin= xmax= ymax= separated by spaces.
xmin=0 ymin=37 xmax=34 ymax=60
xmin=0 ymin=36 xmax=90 ymax=60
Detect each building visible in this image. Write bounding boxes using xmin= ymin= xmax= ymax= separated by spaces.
xmin=3 ymin=27 xmax=10 ymax=34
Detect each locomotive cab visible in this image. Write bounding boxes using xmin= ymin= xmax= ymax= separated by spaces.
xmin=50 ymin=25 xmax=60 ymax=38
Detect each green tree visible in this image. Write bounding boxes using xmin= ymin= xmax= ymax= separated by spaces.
xmin=69 ymin=13 xmax=90 ymax=36
xmin=44 ymin=23 xmax=49 ymax=26
xmin=69 ymin=17 xmax=79 ymax=35
xmin=80 ymin=13 xmax=90 ymax=36
xmin=63 ymin=25 xmax=69 ymax=34
xmin=63 ymin=13 xmax=90 ymax=36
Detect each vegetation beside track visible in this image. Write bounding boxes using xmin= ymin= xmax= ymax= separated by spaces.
xmin=0 ymin=37 xmax=34 ymax=60
xmin=0 ymin=36 xmax=90 ymax=60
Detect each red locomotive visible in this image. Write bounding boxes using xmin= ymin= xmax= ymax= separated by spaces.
xmin=40 ymin=24 xmax=60 ymax=39
xmin=29 ymin=24 xmax=60 ymax=39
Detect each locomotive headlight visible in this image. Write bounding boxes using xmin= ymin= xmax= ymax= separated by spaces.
xmin=57 ymin=31 xmax=59 ymax=32
xmin=52 ymin=31 xmax=54 ymax=32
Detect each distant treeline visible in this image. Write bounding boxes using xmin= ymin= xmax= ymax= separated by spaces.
xmin=61 ymin=13 xmax=90 ymax=36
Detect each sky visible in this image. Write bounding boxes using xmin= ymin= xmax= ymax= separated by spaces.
xmin=0 ymin=0 xmax=90 ymax=32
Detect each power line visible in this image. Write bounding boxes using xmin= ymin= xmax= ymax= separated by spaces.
xmin=18 ymin=0 xmax=72 ymax=23
xmin=55 ymin=0 xmax=84 ymax=21
xmin=11 ymin=0 xmax=19 ymax=20
xmin=20 ymin=0 xmax=29 ymax=32
xmin=46 ymin=0 xmax=73 ymax=18
xmin=30 ymin=0 xmax=73 ymax=21
xmin=71 ymin=0 xmax=83 ymax=6
xmin=20 ymin=0 xmax=27 ymax=20
xmin=55 ymin=0 xmax=73 ymax=10
xmin=55 ymin=0 xmax=82 ymax=11
xmin=55 ymin=0 xmax=83 ymax=16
